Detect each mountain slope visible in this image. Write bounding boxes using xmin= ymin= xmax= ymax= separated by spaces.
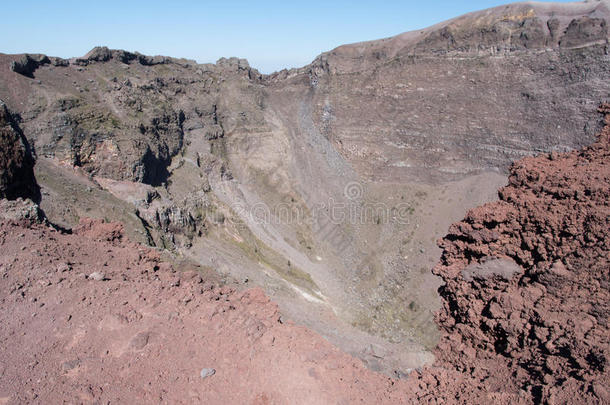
xmin=0 ymin=0 xmax=608 ymax=376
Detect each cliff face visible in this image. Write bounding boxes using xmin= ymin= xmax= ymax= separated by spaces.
xmin=426 ymin=104 xmax=610 ymax=403
xmin=2 ymin=2 xmax=608 ymax=185
xmin=0 ymin=101 xmax=38 ymax=201
xmin=270 ymin=0 xmax=610 ymax=182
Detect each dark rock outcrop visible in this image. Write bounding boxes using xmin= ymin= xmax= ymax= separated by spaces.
xmin=0 ymin=101 xmax=39 ymax=201
xmin=74 ymin=47 xmax=174 ymax=66
xmin=560 ymin=16 xmax=608 ymax=48
xmin=84 ymin=46 xmax=113 ymax=62
xmin=136 ymin=53 xmax=169 ymax=66
xmin=41 ymin=94 xmax=184 ymax=185
xmin=10 ymin=54 xmax=50 ymax=77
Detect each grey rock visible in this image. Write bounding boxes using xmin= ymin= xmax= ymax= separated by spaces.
xmin=112 ymin=49 xmax=138 ymax=64
xmin=216 ymin=57 xmax=250 ymax=71
xmin=61 ymin=359 xmax=80 ymax=371
xmin=10 ymin=54 xmax=50 ymax=77
xmin=200 ymin=368 xmax=216 ymax=379
xmin=461 ymin=257 xmax=523 ymax=282
xmin=88 ymin=272 xmax=106 ymax=281
xmin=560 ymin=16 xmax=608 ymax=48
xmin=85 ymin=46 xmax=112 ymax=62
xmin=129 ymin=332 xmax=150 ymax=350
xmin=56 ymin=262 xmax=71 ymax=272
xmin=137 ymin=53 xmax=168 ymax=66
xmin=51 ymin=57 xmax=70 ymax=67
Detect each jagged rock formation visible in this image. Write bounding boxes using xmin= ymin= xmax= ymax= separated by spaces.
xmin=0 ymin=0 xmax=609 ymax=378
xmin=0 ymin=198 xmax=44 ymax=224
xmin=424 ymin=104 xmax=610 ymax=403
xmin=0 ymin=101 xmax=38 ymax=201
xmin=41 ymin=78 xmax=186 ymax=186
xmin=10 ymin=54 xmax=50 ymax=78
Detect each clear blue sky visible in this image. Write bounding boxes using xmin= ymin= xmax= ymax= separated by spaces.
xmin=0 ymin=0 xmax=574 ymax=73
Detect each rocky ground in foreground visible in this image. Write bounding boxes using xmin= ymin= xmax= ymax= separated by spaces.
xmin=0 ymin=217 xmax=412 ymax=404
xmin=0 ymin=105 xmax=608 ymax=403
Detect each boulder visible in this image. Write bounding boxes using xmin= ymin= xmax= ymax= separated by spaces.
xmin=10 ymin=54 xmax=50 ymax=77
xmin=85 ymin=46 xmax=113 ymax=62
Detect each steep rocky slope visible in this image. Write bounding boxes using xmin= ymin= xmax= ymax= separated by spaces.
xmin=1 ymin=0 xmax=609 ymax=376
xmin=270 ymin=0 xmax=610 ymax=181
xmin=0 ymin=101 xmax=38 ymax=201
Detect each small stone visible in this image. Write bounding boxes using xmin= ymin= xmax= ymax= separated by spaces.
xmin=129 ymin=332 xmax=150 ymax=350
xmin=88 ymin=272 xmax=106 ymax=281
xmin=487 ymin=301 xmax=505 ymax=319
xmin=62 ymin=359 xmax=80 ymax=371
xmin=200 ymin=368 xmax=216 ymax=379
xmin=57 ymin=262 xmax=71 ymax=272
xmin=462 ymin=346 xmax=476 ymax=358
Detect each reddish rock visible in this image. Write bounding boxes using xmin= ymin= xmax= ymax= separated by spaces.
xmin=431 ymin=103 xmax=610 ymax=403
xmin=0 ymin=218 xmax=416 ymax=404
xmin=73 ymin=217 xmax=124 ymax=243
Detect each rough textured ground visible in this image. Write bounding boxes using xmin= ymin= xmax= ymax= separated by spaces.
xmin=1 ymin=0 xmax=609 ymax=390
xmin=0 ymin=218 xmax=413 ymax=404
xmin=1 ymin=106 xmax=608 ymax=403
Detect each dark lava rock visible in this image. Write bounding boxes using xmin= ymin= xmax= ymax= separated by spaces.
xmin=10 ymin=54 xmax=50 ymax=78
xmin=560 ymin=17 xmax=608 ymax=48
xmin=85 ymin=46 xmax=113 ymax=62
xmin=137 ymin=53 xmax=168 ymax=66
xmin=0 ymin=101 xmax=39 ymax=201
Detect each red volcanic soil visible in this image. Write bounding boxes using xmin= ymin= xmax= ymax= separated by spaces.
xmin=0 ymin=104 xmax=609 ymax=404
xmin=0 ymin=218 xmax=414 ymax=404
